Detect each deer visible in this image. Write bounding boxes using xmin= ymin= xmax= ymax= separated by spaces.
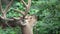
xmin=0 ymin=0 xmax=37 ymax=34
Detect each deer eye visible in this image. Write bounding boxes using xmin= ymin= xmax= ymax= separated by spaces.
xmin=30 ymin=17 xmax=32 ymax=19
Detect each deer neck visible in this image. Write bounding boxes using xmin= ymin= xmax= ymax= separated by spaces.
xmin=21 ymin=23 xmax=33 ymax=34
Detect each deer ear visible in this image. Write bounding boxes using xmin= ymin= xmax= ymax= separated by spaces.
xmin=31 ymin=15 xmax=37 ymax=19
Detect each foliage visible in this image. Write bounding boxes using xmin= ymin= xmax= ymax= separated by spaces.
xmin=0 ymin=0 xmax=60 ymax=34
xmin=0 ymin=27 xmax=21 ymax=34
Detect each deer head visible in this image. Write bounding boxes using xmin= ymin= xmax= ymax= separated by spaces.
xmin=0 ymin=0 xmax=37 ymax=27
xmin=0 ymin=0 xmax=37 ymax=34
xmin=25 ymin=15 xmax=37 ymax=26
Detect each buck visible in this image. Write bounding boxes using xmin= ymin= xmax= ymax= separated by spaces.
xmin=0 ymin=0 xmax=37 ymax=34
xmin=17 ymin=15 xmax=37 ymax=34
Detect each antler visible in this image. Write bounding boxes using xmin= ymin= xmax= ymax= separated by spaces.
xmin=0 ymin=0 xmax=32 ymax=27
xmin=0 ymin=0 xmax=32 ymax=21
xmin=0 ymin=0 xmax=13 ymax=19
xmin=13 ymin=0 xmax=31 ymax=17
xmin=0 ymin=0 xmax=14 ymax=27
xmin=0 ymin=0 xmax=3 ymax=12
xmin=4 ymin=0 xmax=13 ymax=14
xmin=12 ymin=0 xmax=32 ymax=26
xmin=24 ymin=0 xmax=31 ymax=16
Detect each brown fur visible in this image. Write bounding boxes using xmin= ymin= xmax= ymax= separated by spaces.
xmin=21 ymin=15 xmax=37 ymax=34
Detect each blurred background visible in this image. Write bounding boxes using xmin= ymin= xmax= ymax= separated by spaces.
xmin=0 ymin=0 xmax=60 ymax=34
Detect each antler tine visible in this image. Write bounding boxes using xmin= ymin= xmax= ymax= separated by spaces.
xmin=13 ymin=9 xmax=25 ymax=15
xmin=0 ymin=0 xmax=3 ymax=12
xmin=13 ymin=0 xmax=31 ymax=17
xmin=20 ymin=0 xmax=31 ymax=16
xmin=4 ymin=0 xmax=13 ymax=13
xmin=24 ymin=0 xmax=31 ymax=16
xmin=21 ymin=0 xmax=27 ymax=7
xmin=0 ymin=16 xmax=14 ymax=21
xmin=1 ymin=0 xmax=14 ymax=27
xmin=27 ymin=0 xmax=31 ymax=10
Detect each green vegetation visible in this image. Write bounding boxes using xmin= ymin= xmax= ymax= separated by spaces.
xmin=0 ymin=0 xmax=60 ymax=34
